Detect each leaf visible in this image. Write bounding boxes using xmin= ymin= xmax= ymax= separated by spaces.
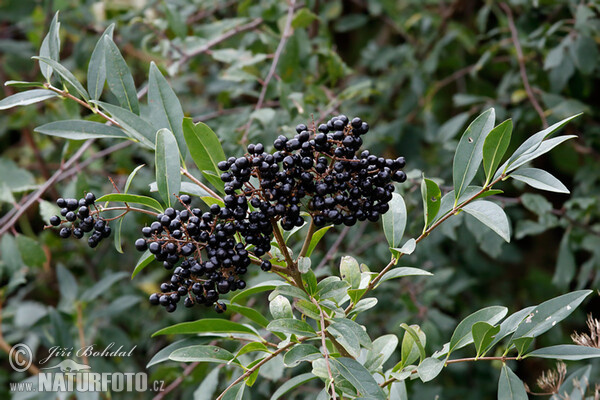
xmin=365 ymin=334 xmax=398 ymax=372
xmin=292 ymin=8 xmax=318 ymax=29
xmin=147 ymin=337 xmax=210 ymax=367
xmin=448 ymin=306 xmax=508 ymax=356
xmin=552 ymin=232 xmax=576 ymax=290
xmin=35 ymin=120 xmax=129 ymax=140
xmin=39 ymin=12 xmax=60 ymax=81
xmin=382 ymin=193 xmax=407 ymax=249
xmin=104 ymin=36 xmax=139 ymax=114
xmin=340 ymin=256 xmax=361 ymax=289
xmin=510 ymin=168 xmax=569 ymax=194
xmin=390 ymin=238 xmax=416 ymax=257
xmin=0 ymin=89 xmax=59 ymax=110
xmin=511 ymin=337 xmax=533 ymax=356
xmin=169 ymin=345 xmax=238 ymax=364
xmin=417 ymin=357 xmax=444 ymax=383
xmin=155 ymin=128 xmax=181 ymax=207
xmin=230 ymin=280 xmax=284 ymax=304
xmin=96 ymin=193 xmax=163 ymax=213
xmin=462 ymin=200 xmax=511 ymax=242
xmin=497 ymin=364 xmax=528 ymax=400
xmin=472 ymin=322 xmax=500 ymax=357
xmin=131 ymin=250 xmax=153 ymax=279
xmin=93 ymin=101 xmax=156 ymax=147
xmin=148 ymin=62 xmax=186 ymax=158
xmin=377 ymin=267 xmax=432 ymax=287
xmin=453 ymin=108 xmax=495 ymax=202
xmin=267 ymin=318 xmax=316 ymax=337
xmin=331 ymin=358 xmax=386 ymax=400
xmin=235 ymin=342 xmax=270 ymax=358
xmin=4 ymin=81 xmax=45 ymax=89
xmin=327 ymin=322 xmax=361 ymax=358
xmin=182 ymin=118 xmax=226 ymax=191
xmin=223 ymin=302 xmax=271 ymax=328
xmin=331 ymin=318 xmax=372 ymax=349
xmin=283 ymin=344 xmax=321 ymax=367
xmin=305 ymin=225 xmax=332 ymax=257
xmin=221 ymin=382 xmax=245 ymax=400
xmin=87 ymin=24 xmax=115 ymax=101
xmin=80 ymin=272 xmax=128 ymax=302
xmin=270 ymin=373 xmax=317 ymax=400
xmin=15 ymin=236 xmax=46 ymax=268
xmin=399 ymin=323 xmax=426 ymax=368
xmin=124 ymin=164 xmax=145 ymax=194
xmin=153 ymin=319 xmax=261 ymax=337
xmin=421 ymin=177 xmax=442 ymax=229
xmin=193 ymin=367 xmax=220 ymax=400
xmin=483 ymin=119 xmax=512 ymax=183
xmin=512 ymin=290 xmax=592 ymax=339
xmin=56 ymin=264 xmax=78 ymax=308
xmin=269 ymin=295 xmax=293 ymax=319
xmin=483 ymin=306 xmax=536 ymax=355
xmin=33 ymin=57 xmax=89 ymax=100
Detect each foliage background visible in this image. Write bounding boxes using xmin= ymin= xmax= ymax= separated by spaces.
xmin=0 ymin=0 xmax=599 ymax=398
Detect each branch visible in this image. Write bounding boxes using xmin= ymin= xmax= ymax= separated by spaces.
xmin=298 ymin=217 xmax=316 ymax=259
xmin=240 ymin=0 xmax=296 ymax=145
xmin=312 ymin=298 xmax=337 ymax=400
xmin=180 ymin=168 xmax=222 ymax=200
xmin=76 ymin=303 xmax=89 ymax=366
xmin=500 ymin=2 xmax=548 ymax=128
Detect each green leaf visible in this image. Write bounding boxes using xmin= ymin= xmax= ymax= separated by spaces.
xmin=283 ymin=344 xmax=321 ymax=367
xmin=153 ymin=318 xmax=261 ymax=337
xmin=340 ymin=255 xmax=361 ymax=289
xmin=4 ymin=81 xmax=45 ymax=89
xmin=453 ymin=108 xmax=495 ymax=202
xmin=104 ymin=36 xmax=139 ymax=114
xmin=155 ymin=128 xmax=181 ymax=207
xmin=56 ymin=264 xmax=78 ymax=308
xmin=472 ymin=322 xmax=500 ymax=357
xmin=512 ymin=290 xmax=592 ymax=339
xmin=35 ymin=120 xmax=129 ymax=140
xmin=147 ymin=337 xmax=210 ymax=367
xmin=96 ymin=193 xmax=163 ymax=213
xmin=39 ymin=12 xmax=60 ymax=81
xmin=182 ymin=118 xmax=226 ymax=192
xmin=483 ymin=119 xmax=512 ymax=184
xmin=267 ymin=318 xmax=316 ymax=337
xmin=327 ymin=321 xmax=361 ymax=358
xmin=0 ymin=89 xmax=59 ymax=110
xmin=510 ymin=168 xmax=569 ymax=194
xmin=15 ymin=235 xmax=46 ymax=268
xmin=33 ymin=57 xmax=89 ymax=101
xmin=231 ymin=280 xmax=284 ymax=304
xmin=93 ymin=101 xmax=156 ymax=147
xmin=316 ymin=278 xmax=350 ymax=301
xmin=292 ymin=8 xmax=318 ymax=29
xmin=331 ymin=358 xmax=386 ymax=400
xmin=558 ymin=365 xmax=591 ymax=399
xmin=148 ymin=62 xmax=186 ymax=158
xmin=377 ymin=267 xmax=432 ymax=287
xmin=87 ymin=24 xmax=114 ymax=101
xmin=331 ymin=318 xmax=372 ymax=348
xmin=552 ymin=232 xmax=576 ymax=290
xmin=131 ymin=250 xmax=153 ymax=279
xmin=269 ymin=295 xmax=293 ymax=319
xmin=399 ymin=323 xmax=426 ymax=368
xmin=270 ymin=373 xmax=317 ymax=400
xmin=169 ymin=345 xmax=238 ymax=364
xmin=80 ymin=272 xmax=128 ymax=302
xmin=417 ymin=357 xmax=444 ymax=383
xmin=365 ymin=334 xmax=398 ymax=372
xmin=448 ymin=306 xmax=508 ymax=356
xmin=571 ymin=35 xmax=598 ymax=75
xmin=497 ymin=364 xmax=527 ymax=400
xmin=421 ymin=177 xmax=442 ymax=229
xmin=305 ymin=225 xmax=332 ymax=257
xmin=124 ymin=164 xmax=145 ymax=194
xmin=511 ymin=337 xmax=533 ymax=356
xmin=462 ymin=200 xmax=511 ymax=242
xmin=221 ymin=382 xmax=245 ymax=400
xmin=235 ymin=342 xmax=270 ymax=358
xmin=390 ymin=238 xmax=416 ymax=257
xmin=483 ymin=306 xmax=536 ymax=355
xmin=382 ymin=193 xmax=407 ymax=249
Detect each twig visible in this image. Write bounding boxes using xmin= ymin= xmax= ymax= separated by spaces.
xmin=298 ymin=217 xmax=316 ymax=258
xmin=312 ymin=298 xmax=337 ymax=399
xmin=240 ymin=0 xmax=296 ymax=145
xmin=180 ymin=168 xmax=221 ymax=200
xmin=76 ymin=303 xmax=89 ymax=366
xmin=500 ymin=3 xmax=548 ymax=128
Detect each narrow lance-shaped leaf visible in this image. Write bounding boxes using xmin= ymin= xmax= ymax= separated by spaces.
xmin=526 ymin=345 xmax=600 ymax=361
xmin=104 ymin=36 xmax=139 ymax=114
xmin=0 ymin=90 xmax=58 ymax=110
xmin=182 ymin=118 xmax=226 ymax=192
xmin=482 ymin=119 xmax=512 ymax=184
xmin=453 ymin=108 xmax=495 ymax=203
xmin=39 ymin=12 xmax=60 ymax=81
xmin=421 ymin=176 xmax=441 ymax=231
xmin=93 ymin=101 xmax=156 ymax=148
xmin=33 ymin=57 xmax=89 ymax=101
xmin=169 ymin=345 xmax=239 ymax=364
xmin=87 ymin=24 xmax=115 ymax=101
xmin=270 ymin=373 xmax=317 ymax=400
xmin=148 ymin=62 xmax=187 ymax=159
xmin=331 ymin=358 xmax=387 ymax=400
xmin=153 ymin=319 xmax=261 ymax=337
xmin=96 ymin=193 xmax=164 ymax=213
xmin=131 ymin=250 xmax=153 ymax=279
xmin=462 ymin=200 xmax=511 ymax=242
xmin=448 ymin=306 xmax=507 ymax=356
xmin=155 ymin=128 xmax=181 ymax=207
xmin=510 ymin=167 xmax=569 ymax=194
xmin=35 ymin=120 xmax=129 ymax=140
xmin=305 ymin=225 xmax=332 ymax=257
xmin=382 ymin=192 xmax=407 ymax=249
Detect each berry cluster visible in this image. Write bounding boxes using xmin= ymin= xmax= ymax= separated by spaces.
xmin=48 ymin=193 xmax=111 ymax=248
xmin=136 ymin=115 xmax=406 ymax=313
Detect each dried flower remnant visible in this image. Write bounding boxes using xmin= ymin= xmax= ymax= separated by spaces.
xmin=535 ymin=362 xmax=566 ymax=394
xmin=571 ymin=314 xmax=600 ymax=348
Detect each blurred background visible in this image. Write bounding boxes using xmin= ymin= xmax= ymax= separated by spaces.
xmin=0 ymin=0 xmax=599 ymax=398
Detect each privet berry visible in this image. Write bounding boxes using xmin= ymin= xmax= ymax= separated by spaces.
xmin=47 ymin=193 xmax=110 ymax=248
